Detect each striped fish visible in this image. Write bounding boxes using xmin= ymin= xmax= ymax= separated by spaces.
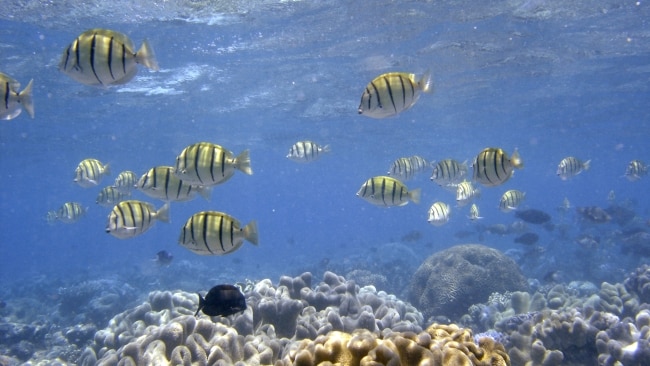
xmin=137 ymin=166 xmax=211 ymax=202
xmin=430 ymin=159 xmax=468 ymax=188
xmin=286 ymin=140 xmax=330 ymax=163
xmin=388 ymin=157 xmax=416 ymax=180
xmin=113 ymin=170 xmax=138 ymax=193
xmin=499 ymin=190 xmax=526 ymax=213
xmin=356 ymin=176 xmax=421 ymax=207
xmin=0 ymin=72 xmax=34 ymax=120
xmin=556 ymin=157 xmax=590 ymax=180
xmin=468 ymin=203 xmax=482 ymax=221
xmin=174 ymin=142 xmax=253 ymax=186
xmin=178 ymin=211 xmax=259 ymax=256
xmin=358 ymin=70 xmax=432 ymax=118
xmin=106 ymin=200 xmax=170 ymax=239
xmin=456 ymin=180 xmax=480 ymax=207
xmin=625 ymin=160 xmax=648 ymax=182
xmin=47 ymin=202 xmax=87 ymax=224
xmin=74 ymin=158 xmax=110 ymax=188
xmin=388 ymin=155 xmax=430 ymax=181
xmin=472 ymin=148 xmax=523 ymax=187
xmin=96 ymin=186 xmax=130 ymax=208
xmin=427 ymin=202 xmax=450 ymax=226
xmin=59 ymin=28 xmax=159 ymax=86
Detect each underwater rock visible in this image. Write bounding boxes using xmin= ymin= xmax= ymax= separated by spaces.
xmin=408 ymin=244 xmax=529 ymax=320
xmin=9 ymin=340 xmax=35 ymax=361
xmin=624 ymin=264 xmax=650 ymax=304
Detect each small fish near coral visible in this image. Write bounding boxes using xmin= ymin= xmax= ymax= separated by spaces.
xmin=195 ymin=284 xmax=246 ymax=318
xmin=153 ymin=250 xmax=174 ymax=266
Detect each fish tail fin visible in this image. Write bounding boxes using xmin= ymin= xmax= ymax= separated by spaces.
xmin=102 ymin=163 xmax=111 ymax=176
xmin=195 ymin=293 xmax=204 ymax=317
xmin=409 ymin=188 xmax=422 ymax=204
xmin=321 ymin=144 xmax=331 ymax=153
xmin=156 ymin=202 xmax=171 ymax=223
xmin=419 ymin=69 xmax=433 ymax=93
xmin=235 ymin=150 xmax=253 ymax=175
xmin=136 ymin=39 xmax=160 ymax=71
xmin=196 ymin=185 xmax=212 ymax=201
xmin=511 ymin=149 xmax=524 ymax=169
xmin=243 ymin=220 xmax=259 ymax=245
xmin=583 ymin=160 xmax=591 ymax=171
xmin=18 ymin=79 xmax=34 ymax=118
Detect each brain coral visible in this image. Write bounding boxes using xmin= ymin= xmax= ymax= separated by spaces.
xmin=409 ymin=244 xmax=529 ymax=320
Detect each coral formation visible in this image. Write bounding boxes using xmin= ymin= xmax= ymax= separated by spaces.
xmin=88 ymin=271 xmax=425 ymax=365
xmin=409 ymin=244 xmax=529 ymax=320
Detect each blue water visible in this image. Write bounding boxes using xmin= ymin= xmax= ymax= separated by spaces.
xmin=1 ymin=0 xmax=649 ymax=319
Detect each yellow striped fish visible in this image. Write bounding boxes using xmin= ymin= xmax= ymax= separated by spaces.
xmin=174 ymin=142 xmax=253 ymax=186
xmin=59 ymin=28 xmax=159 ymax=86
xmin=137 ymin=166 xmax=211 ymax=202
xmin=286 ymin=140 xmax=330 ymax=163
xmin=430 ymin=159 xmax=468 ymax=188
xmin=1 ymin=72 xmax=34 ymax=120
xmin=74 ymin=158 xmax=111 ymax=188
xmin=358 ymin=70 xmax=432 ymax=118
xmin=356 ymin=176 xmax=421 ymax=207
xmin=625 ymin=160 xmax=648 ymax=182
xmin=468 ymin=203 xmax=482 ymax=220
xmin=472 ymin=148 xmax=523 ymax=187
xmin=178 ymin=211 xmax=259 ymax=256
xmin=113 ymin=170 xmax=138 ymax=193
xmin=96 ymin=186 xmax=130 ymax=208
xmin=456 ymin=181 xmax=480 ymax=207
xmin=47 ymin=202 xmax=87 ymax=224
xmin=499 ymin=190 xmax=526 ymax=213
xmin=106 ymin=200 xmax=170 ymax=239
xmin=427 ymin=202 xmax=450 ymax=226
xmin=556 ymin=157 xmax=590 ymax=180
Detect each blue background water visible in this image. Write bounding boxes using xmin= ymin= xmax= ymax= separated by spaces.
xmin=0 ymin=0 xmax=649 ymax=296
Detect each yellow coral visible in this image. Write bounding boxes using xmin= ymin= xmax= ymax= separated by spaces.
xmin=280 ymin=325 xmax=510 ymax=366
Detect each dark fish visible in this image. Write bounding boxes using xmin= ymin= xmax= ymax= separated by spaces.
xmin=514 ymin=209 xmax=551 ymax=225
xmin=154 ymin=250 xmax=173 ymax=266
xmin=195 ymin=284 xmax=246 ymax=317
xmin=576 ymin=206 xmax=611 ymax=223
xmin=514 ymin=232 xmax=539 ymax=245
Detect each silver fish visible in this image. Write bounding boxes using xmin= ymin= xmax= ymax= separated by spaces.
xmin=427 ymin=202 xmax=450 ymax=226
xmin=557 ymin=157 xmax=590 ymax=180
xmin=286 ymin=141 xmax=330 ymax=163
xmin=47 ymin=202 xmax=87 ymax=224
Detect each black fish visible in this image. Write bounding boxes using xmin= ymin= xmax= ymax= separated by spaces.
xmin=514 ymin=232 xmax=539 ymax=245
xmin=576 ymin=206 xmax=611 ymax=223
xmin=514 ymin=209 xmax=551 ymax=225
xmin=154 ymin=250 xmax=174 ymax=266
xmin=195 ymin=284 xmax=246 ymax=317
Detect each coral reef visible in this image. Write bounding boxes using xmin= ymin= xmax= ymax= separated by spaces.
xmin=409 ymin=244 xmax=529 ymax=321
xmin=87 ymin=271 xmax=425 ymax=364
xmin=278 ymin=324 xmax=510 ymax=366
